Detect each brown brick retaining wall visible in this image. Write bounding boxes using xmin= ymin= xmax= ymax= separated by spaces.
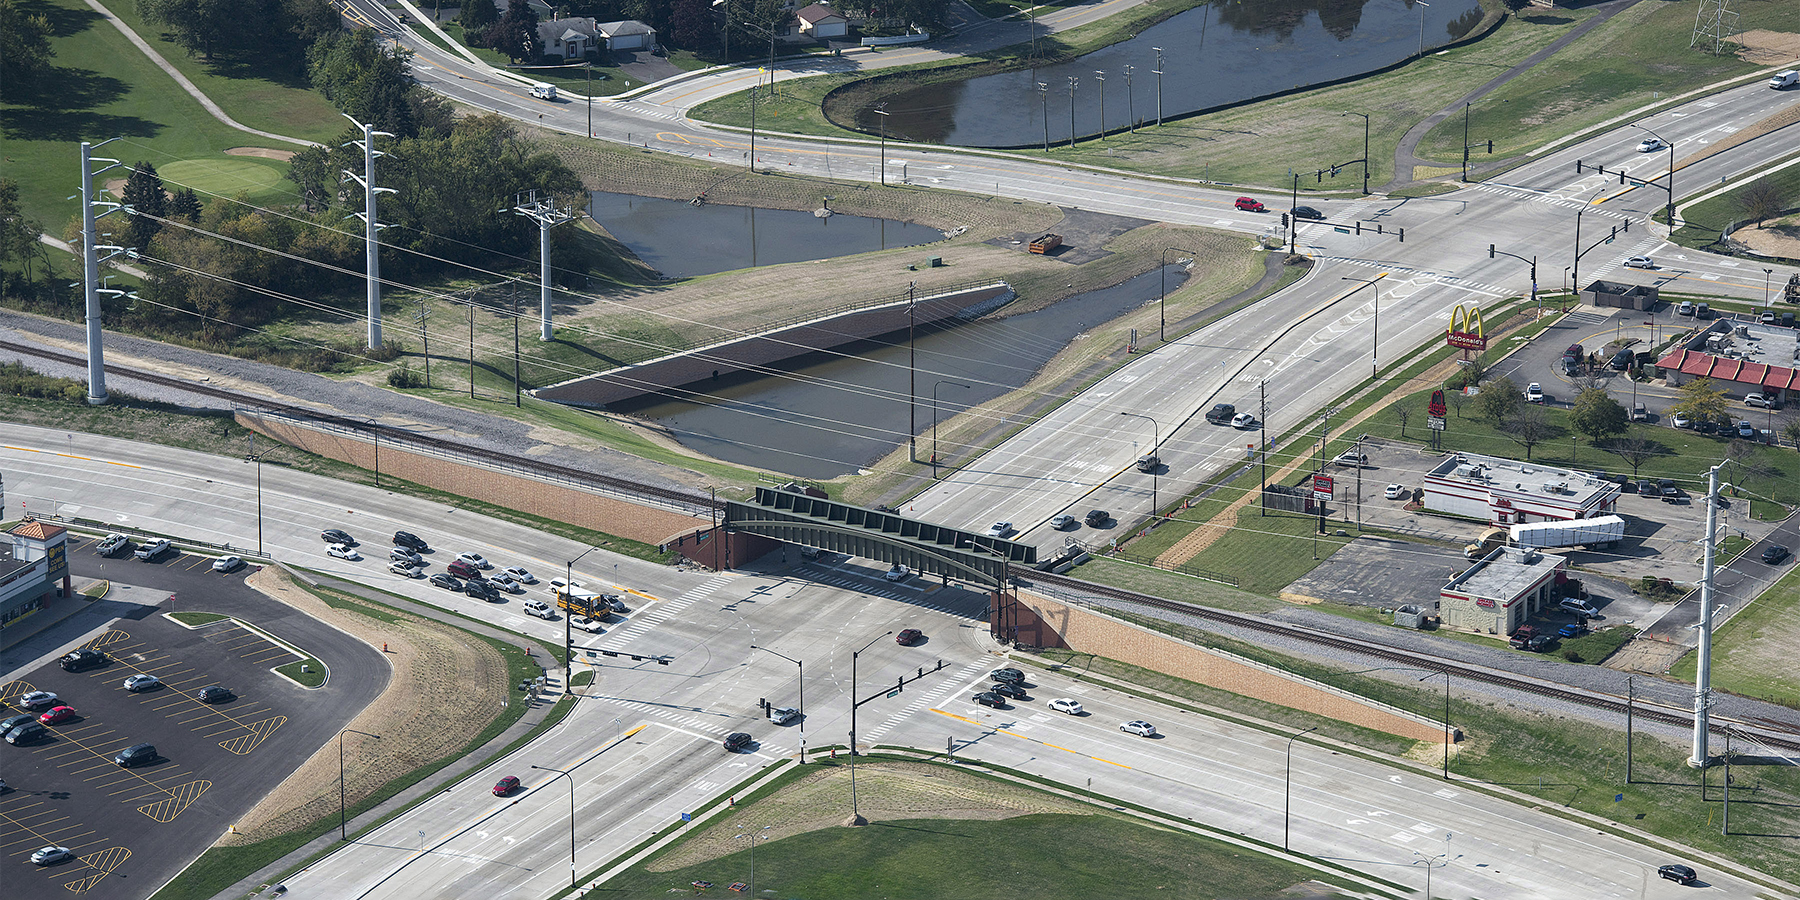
xmin=1014 ymin=590 xmax=1446 ymax=742
xmin=238 ymin=412 xmax=704 ymax=548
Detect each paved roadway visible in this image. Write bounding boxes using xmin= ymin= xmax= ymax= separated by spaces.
xmin=5 ymin=426 xmax=1789 ymax=899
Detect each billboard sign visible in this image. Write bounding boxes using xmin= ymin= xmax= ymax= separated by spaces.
xmin=1310 ymin=474 xmax=1334 ymax=501
xmin=1447 ymin=305 xmax=1488 ymax=350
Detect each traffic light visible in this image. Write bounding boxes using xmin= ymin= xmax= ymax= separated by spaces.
xmin=1397 ymin=227 xmax=1404 ymax=242
xmin=1488 ymin=244 xmax=1496 ymax=258
xmin=1354 ymin=221 xmax=1362 ymax=235
xmin=1316 ymin=170 xmax=1324 ymax=183
xmin=1576 ymin=160 xmax=1584 ymax=172
xmin=1622 ymin=220 xmax=1630 ymax=232
xmin=1485 ymin=140 xmax=1493 ymax=154
xmin=1281 ymin=213 xmax=1290 ymax=227
xmin=1620 ymin=169 xmax=1627 ymax=184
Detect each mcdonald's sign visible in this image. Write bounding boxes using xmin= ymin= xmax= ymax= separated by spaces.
xmin=1447 ymin=304 xmax=1487 ymax=350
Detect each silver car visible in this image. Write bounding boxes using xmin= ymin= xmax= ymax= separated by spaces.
xmin=124 ymin=674 xmax=160 ymax=692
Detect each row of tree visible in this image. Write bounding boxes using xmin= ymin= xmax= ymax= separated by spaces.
xmin=139 ymin=0 xmax=341 ymax=62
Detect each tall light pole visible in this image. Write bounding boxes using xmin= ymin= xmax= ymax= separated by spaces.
xmin=931 ymin=380 xmax=970 ymax=479
xmin=1118 ymin=411 xmax=1159 ymax=517
xmin=1416 ymin=1 xmax=1430 ymax=59
xmin=1342 ymin=111 xmax=1369 ymax=195
xmin=1038 ymin=82 xmax=1050 ymax=152
xmin=873 ymin=103 xmax=889 ymax=186
xmin=1629 ymin=123 xmax=1676 ymax=227
xmin=1284 ymin=725 xmax=1319 ymax=852
xmin=565 ymin=545 xmax=601 ymax=687
xmin=1765 ymin=268 xmax=1775 ymax=305
xmin=338 ymin=728 xmax=381 ymax=839
xmin=1161 ymin=246 xmax=1195 ymax=342
xmin=1067 ymin=76 xmax=1079 ymax=149
xmin=1418 ymin=669 xmax=1451 ymax=780
xmin=244 ymin=440 xmax=275 ymax=556
xmin=1123 ymin=64 xmax=1135 ymax=132
xmin=847 ymin=631 xmax=892 ymax=824
xmin=1152 ymin=48 xmax=1163 ymax=126
xmin=1340 ymin=273 xmax=1387 ymax=379
xmin=751 ymin=644 xmax=806 ymax=762
xmin=737 ymin=825 xmax=772 ymax=892
xmin=1412 ymin=849 xmax=1449 ymax=899
xmin=530 ymin=764 xmax=578 ymax=888
xmin=1692 ymin=463 xmax=1723 ymax=769
xmin=1094 ymin=70 xmax=1106 ymax=140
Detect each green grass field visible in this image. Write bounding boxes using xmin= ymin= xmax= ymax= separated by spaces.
xmin=159 ymin=158 xmax=289 ymax=197
xmin=1669 ymin=567 xmax=1800 ymax=708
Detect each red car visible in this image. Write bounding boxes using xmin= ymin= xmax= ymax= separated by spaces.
xmin=1234 ymin=196 xmax=1266 ymax=212
xmin=896 ymin=629 xmax=923 ymax=646
xmin=492 ymin=775 xmax=520 ymax=796
xmin=38 ymin=706 xmax=76 ymax=725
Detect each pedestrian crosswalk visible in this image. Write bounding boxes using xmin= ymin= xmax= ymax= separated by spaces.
xmin=1472 ymin=182 xmax=1637 ymax=222
xmin=860 ymin=659 xmax=987 ymax=743
xmin=591 ymin=576 xmax=730 ymax=649
xmin=1318 ymin=256 xmax=1511 ymax=299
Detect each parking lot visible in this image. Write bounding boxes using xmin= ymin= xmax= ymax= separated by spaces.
xmin=0 ymin=537 xmax=383 ymax=900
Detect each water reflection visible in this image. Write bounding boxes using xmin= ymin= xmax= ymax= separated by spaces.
xmin=587 ymin=191 xmax=942 ymax=278
xmin=859 ymin=0 xmax=1481 ymax=147
xmin=628 ymin=267 xmax=1188 ymax=478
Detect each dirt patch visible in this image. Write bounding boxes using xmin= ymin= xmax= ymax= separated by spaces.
xmin=1734 ymin=30 xmax=1800 ymax=66
xmin=226 ymin=147 xmax=298 ymax=161
xmin=1732 ymin=220 xmax=1800 ymax=259
xmin=646 ymin=761 xmax=1095 ymax=871
xmin=216 ymin=567 xmax=509 ymax=846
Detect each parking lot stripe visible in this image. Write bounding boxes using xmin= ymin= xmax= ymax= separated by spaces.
xmin=63 ymin=846 xmax=132 ymax=892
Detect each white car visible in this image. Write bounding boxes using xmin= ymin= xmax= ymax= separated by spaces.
xmin=883 ymin=565 xmax=911 ymax=582
xmin=771 ymin=706 xmax=802 ymax=725
xmin=1670 ymin=412 xmax=1691 ymax=428
xmin=1120 ymin=720 xmax=1157 ymax=737
xmin=1623 ymin=255 xmax=1655 ymax=269
xmin=1560 ymin=597 xmax=1601 ymax=618
xmin=1230 ymin=412 xmax=1257 ymax=429
xmin=1384 ymin=484 xmax=1407 ymax=500
xmin=327 ymin=544 xmax=361 ymax=561
xmin=489 ymin=574 xmax=525 ymax=593
xmin=124 ymin=674 xmax=160 ymax=692
xmin=983 ymin=521 xmax=1014 ymax=538
xmin=388 ymin=561 xmax=421 ymax=578
xmin=1333 ymin=451 xmax=1365 ymax=467
xmin=456 ymin=552 xmax=491 ymax=569
xmin=1048 ymin=698 xmax=1084 ymax=715
xmin=569 ymin=615 xmax=605 ymax=633
xmin=501 ymin=566 xmax=536 ymax=584
xmin=1635 ymin=137 xmax=1666 ymax=152
xmin=1525 ymin=383 xmax=1544 ymax=403
xmin=211 ymin=555 xmax=243 ymax=573
xmin=30 ymin=846 xmax=72 ymax=866
xmin=1746 ymin=392 xmax=1774 ymax=409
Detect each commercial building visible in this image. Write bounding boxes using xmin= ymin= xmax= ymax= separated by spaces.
xmin=1440 ymin=545 xmax=1567 ymax=633
xmin=1656 ymin=317 xmax=1800 ymax=404
xmin=1422 ymin=453 xmax=1620 ymax=527
xmin=1 ymin=519 xmax=72 ymax=629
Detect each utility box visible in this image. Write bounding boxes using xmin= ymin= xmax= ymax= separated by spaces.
xmin=927 ymin=256 xmax=942 ymax=267
xmin=1394 ymin=604 xmax=1427 ymax=629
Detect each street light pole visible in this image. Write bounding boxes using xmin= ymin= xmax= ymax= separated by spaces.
xmin=565 ymin=545 xmax=601 ymax=686
xmin=1416 ymin=1 xmax=1430 ymax=59
xmin=1119 ymin=411 xmax=1159 ymax=517
xmin=1123 ymin=64 xmax=1135 ymax=132
xmin=338 ymin=728 xmax=381 ymax=839
xmin=873 ymin=104 xmax=889 ymax=186
xmin=1340 ymin=274 xmax=1385 ymax=379
xmin=1038 ymin=82 xmax=1049 ymax=152
xmin=1342 ymin=112 xmax=1369 ymax=195
xmin=244 ymin=442 xmax=274 ymax=556
xmin=1067 ymin=76 xmax=1079 ymax=149
xmin=530 ymin=765 xmax=578 ymax=888
xmin=1095 ymin=70 xmax=1106 ymax=140
xmin=1161 ymin=246 xmax=1195 ymax=342
xmin=1418 ymin=670 xmax=1451 ymax=779
xmin=1284 ymin=725 xmax=1319 ymax=851
xmin=736 ymin=825 xmax=771 ymax=892
xmin=751 ymin=644 xmax=806 ymax=763
xmin=1629 ymin=123 xmax=1676 ymax=227
xmin=847 ymin=631 xmax=891 ymax=821
xmin=931 ymin=380 xmax=970 ymax=479
xmin=1152 ymin=47 xmax=1163 ymax=126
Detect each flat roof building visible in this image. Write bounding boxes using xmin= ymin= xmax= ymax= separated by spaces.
xmin=1423 ymin=453 xmax=1620 ymax=527
xmin=1656 ymin=317 xmax=1800 ymax=403
xmin=1441 ymin=545 xmax=1566 ymax=633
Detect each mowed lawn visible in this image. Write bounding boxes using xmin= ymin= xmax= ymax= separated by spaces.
xmin=614 ymin=812 xmax=1349 ymax=900
xmin=0 ymin=0 xmax=307 ymax=230
xmin=1670 ymin=567 xmax=1800 ymax=707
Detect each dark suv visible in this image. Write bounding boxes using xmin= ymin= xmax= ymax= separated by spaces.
xmin=1204 ymin=403 xmax=1236 ymax=425
xmin=1084 ymin=509 xmax=1109 ymax=527
xmin=114 ymin=743 xmax=157 ymax=767
xmin=59 ymin=648 xmax=108 ymax=672
xmin=393 ymin=531 xmax=430 ymax=552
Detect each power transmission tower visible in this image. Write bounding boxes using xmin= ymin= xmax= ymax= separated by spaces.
xmin=510 ymin=191 xmax=578 ymax=341
xmin=76 ymin=139 xmax=129 ymax=405
xmin=341 ymin=115 xmax=396 ymax=349
xmin=1689 ymin=0 xmax=1737 ymax=55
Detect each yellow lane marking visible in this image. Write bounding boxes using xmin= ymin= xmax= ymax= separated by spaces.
xmin=928 ymin=708 xmax=1132 ymax=768
xmin=1 ymin=445 xmax=142 ymax=468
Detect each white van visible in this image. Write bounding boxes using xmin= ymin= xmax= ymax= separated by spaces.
xmin=1771 ymin=71 xmax=1798 ymax=89
xmin=529 ymin=82 xmax=558 ymax=100
xmin=523 ymin=598 xmax=556 ymax=619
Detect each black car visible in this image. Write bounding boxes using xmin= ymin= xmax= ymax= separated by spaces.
xmin=114 ymin=742 xmax=157 ymax=767
xmin=1 ymin=714 xmax=37 ymax=735
xmin=723 ymin=732 xmax=753 ymax=752
xmin=6 ymin=722 xmax=48 ymax=745
xmin=1762 ymin=545 xmax=1791 ymax=564
xmin=429 ymin=573 xmax=463 ymax=591
xmin=990 ymin=682 xmax=1028 ymax=700
xmin=1084 ymin=509 xmax=1109 ymax=527
xmin=321 ymin=528 xmax=355 ymax=545
xmin=195 ymin=685 xmax=235 ymax=703
xmin=601 ymin=594 xmax=630 ymax=614
xmin=1526 ymin=634 xmax=1552 ymax=652
xmin=1658 ymin=864 xmax=1697 ymax=885
xmin=989 ymin=667 xmax=1025 ymax=685
xmin=464 ymin=580 xmax=500 ymax=602
xmin=393 ymin=531 xmax=430 ymax=552
xmin=1292 ymin=205 xmax=1325 ymax=221
xmin=60 ymin=648 xmax=108 ymax=671
xmin=973 ymin=691 xmax=1007 ymax=708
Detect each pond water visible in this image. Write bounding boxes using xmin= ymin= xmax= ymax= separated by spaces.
xmin=587 ymin=191 xmax=943 ymax=278
xmin=625 ymin=267 xmax=1188 ymax=479
xmin=859 ymin=0 xmax=1484 ymax=147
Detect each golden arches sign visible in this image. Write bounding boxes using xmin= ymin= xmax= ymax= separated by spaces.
xmin=1447 ymin=304 xmax=1487 ymax=350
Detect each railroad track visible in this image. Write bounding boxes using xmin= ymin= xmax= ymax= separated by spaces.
xmin=10 ymin=337 xmax=1798 ymax=752
xmin=1028 ymin=569 xmax=1800 ymax=754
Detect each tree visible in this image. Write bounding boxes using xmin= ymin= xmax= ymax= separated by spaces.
xmin=1669 ymin=377 xmax=1730 ymax=428
xmin=485 ymin=0 xmax=542 ymax=60
xmin=1445 ymin=387 xmax=1468 ymax=420
xmin=169 ymin=188 xmax=204 ymax=222
xmin=1502 ymin=404 xmax=1551 ymax=460
xmin=1569 ymin=388 xmax=1628 ymax=446
xmin=1477 ymin=375 xmax=1520 ymax=425
xmin=308 ymin=31 xmax=417 ymax=136
xmin=669 ymin=0 xmax=718 ymax=53
xmin=0 ymin=0 xmax=57 ymax=86
xmin=120 ymin=162 xmax=169 ymax=252
xmin=1784 ymin=421 xmax=1800 ymax=452
xmin=461 ymin=0 xmax=499 ymax=41
xmin=1393 ymin=398 xmax=1412 ymax=438
xmin=1737 ymin=177 xmax=1785 ymax=229
xmin=1604 ymin=434 xmax=1658 ymax=476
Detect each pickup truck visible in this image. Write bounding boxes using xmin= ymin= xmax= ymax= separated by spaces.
xmin=135 ymin=539 xmax=170 ymax=561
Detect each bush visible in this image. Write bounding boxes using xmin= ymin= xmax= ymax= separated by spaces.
xmin=387 ymin=363 xmax=427 ymax=388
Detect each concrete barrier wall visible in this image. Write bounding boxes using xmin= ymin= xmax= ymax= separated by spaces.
xmin=1014 ymin=590 xmax=1446 ymax=742
xmin=537 ymin=284 xmax=1009 ymax=408
xmin=239 ymin=412 xmax=704 ymax=548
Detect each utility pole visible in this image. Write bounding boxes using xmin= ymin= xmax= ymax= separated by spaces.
xmin=510 ymin=191 xmax=577 ymax=341
xmin=1038 ymin=82 xmax=1050 ymax=152
xmin=1691 ymin=464 xmax=1722 ymax=769
xmin=908 ymin=282 xmax=917 ymax=462
xmin=414 ymin=298 xmax=430 ymax=387
xmin=1094 ymin=70 xmax=1106 ymax=140
xmin=1259 ymin=380 xmax=1267 ymax=517
xmin=341 ymin=115 xmax=396 ymax=350
xmin=78 ymin=139 xmax=125 ymax=405
xmin=1067 ymin=76 xmax=1079 ymax=149
xmin=1123 ymin=64 xmax=1135 ymax=132
xmin=1152 ymin=48 xmax=1163 ymax=126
